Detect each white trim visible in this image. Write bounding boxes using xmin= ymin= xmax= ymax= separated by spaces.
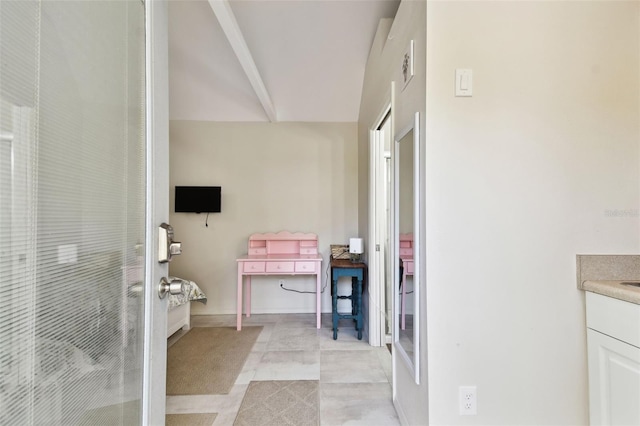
xmin=412 ymin=111 xmax=420 ymax=385
xmin=143 ymin=0 xmax=170 ymax=424
xmin=368 ymin=128 xmax=380 ymax=347
xmin=372 ymin=101 xmax=392 ymax=133
xmin=393 ymin=397 xmax=410 ymax=426
xmin=208 ymin=0 xmax=277 ymax=122
xmin=368 ymin=100 xmax=392 ymax=348
xmin=389 ymin=81 xmax=397 ymax=400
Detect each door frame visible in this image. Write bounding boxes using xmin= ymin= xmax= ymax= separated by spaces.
xmin=142 ymin=0 xmax=170 ymax=423
xmin=368 ymin=97 xmax=392 ymax=348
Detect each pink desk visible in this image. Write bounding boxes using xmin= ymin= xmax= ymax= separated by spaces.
xmin=400 ymin=233 xmax=414 ymax=330
xmin=236 ymin=232 xmax=322 ymax=330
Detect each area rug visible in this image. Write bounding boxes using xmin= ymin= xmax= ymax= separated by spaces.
xmin=167 ymin=326 xmax=262 ymax=395
xmin=233 ymin=380 xmax=319 ymax=426
xmin=166 ymin=413 xmax=217 ymax=426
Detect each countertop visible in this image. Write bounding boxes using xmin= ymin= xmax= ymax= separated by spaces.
xmin=580 ymin=280 xmax=640 ymax=305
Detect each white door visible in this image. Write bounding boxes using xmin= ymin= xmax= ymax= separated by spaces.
xmin=0 ymin=0 xmax=169 ymax=424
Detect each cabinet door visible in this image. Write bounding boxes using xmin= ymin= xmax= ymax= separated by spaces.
xmin=587 ymin=329 xmax=640 ymax=425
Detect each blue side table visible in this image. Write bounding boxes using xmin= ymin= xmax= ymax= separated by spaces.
xmin=330 ymin=257 xmax=367 ymax=340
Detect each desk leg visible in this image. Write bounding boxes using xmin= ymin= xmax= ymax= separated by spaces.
xmin=245 ymin=276 xmax=251 ymax=318
xmin=332 ymin=274 xmax=338 ymax=340
xmin=237 ymin=264 xmax=243 ymax=331
xmin=401 ymin=270 xmax=407 ymax=330
xmin=351 ymin=277 xmax=356 ymax=316
xmin=356 ymin=277 xmax=363 ymax=340
xmin=316 ymin=269 xmax=321 ymax=329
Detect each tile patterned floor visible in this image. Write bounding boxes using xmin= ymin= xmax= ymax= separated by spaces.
xmin=166 ymin=313 xmax=400 ymax=426
xmin=234 ymin=380 xmax=319 ymax=426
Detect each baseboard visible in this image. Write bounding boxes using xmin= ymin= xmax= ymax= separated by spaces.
xmin=393 ymin=396 xmax=410 ymax=426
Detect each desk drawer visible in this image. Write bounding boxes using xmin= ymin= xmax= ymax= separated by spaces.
xmin=266 ymin=262 xmax=294 ymax=273
xmin=295 ymin=261 xmax=317 ymax=273
xmin=405 ymin=261 xmax=414 ymax=274
xmin=243 ymin=261 xmax=266 ymax=273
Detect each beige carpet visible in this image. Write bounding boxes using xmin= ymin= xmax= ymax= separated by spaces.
xmin=166 ymin=413 xmax=217 ymax=426
xmin=167 ymin=326 xmax=262 ymax=395
xmin=233 ymin=381 xmax=319 ymax=426
xmin=81 ymin=402 xmax=218 ymax=426
xmin=79 ymin=400 xmax=139 ymax=425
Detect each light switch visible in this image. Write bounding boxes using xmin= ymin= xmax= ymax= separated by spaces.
xmin=460 ymin=73 xmax=469 ymax=90
xmin=455 ymin=69 xmax=473 ymax=97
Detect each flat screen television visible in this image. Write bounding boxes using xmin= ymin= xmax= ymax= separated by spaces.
xmin=174 ymin=186 xmax=221 ymax=213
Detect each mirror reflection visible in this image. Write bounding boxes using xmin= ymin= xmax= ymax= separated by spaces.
xmin=394 ymin=111 xmax=419 ymax=384
xmin=397 ymin=127 xmax=414 ymax=361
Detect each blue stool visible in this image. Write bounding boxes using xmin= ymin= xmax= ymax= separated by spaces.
xmin=330 ymin=257 xmax=367 ymax=340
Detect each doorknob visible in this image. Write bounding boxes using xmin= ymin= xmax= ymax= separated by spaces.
xmin=158 ymin=277 xmax=185 ymax=299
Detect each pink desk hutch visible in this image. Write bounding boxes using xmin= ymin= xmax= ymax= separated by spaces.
xmin=400 ymin=233 xmax=414 ymax=330
xmin=236 ymin=232 xmax=322 ymax=330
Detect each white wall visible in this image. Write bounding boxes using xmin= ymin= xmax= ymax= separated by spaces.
xmin=360 ymin=1 xmax=640 ymax=424
xmin=168 ymin=121 xmax=359 ymax=315
xmin=358 ymin=1 xmax=428 ymax=424
xmin=425 ymin=1 xmax=640 ymax=425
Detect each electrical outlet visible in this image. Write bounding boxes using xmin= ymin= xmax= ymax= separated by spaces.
xmin=279 ymin=279 xmax=284 ymax=287
xmin=459 ymin=386 xmax=477 ymax=415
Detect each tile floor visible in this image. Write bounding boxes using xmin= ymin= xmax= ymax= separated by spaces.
xmin=166 ymin=313 xmax=400 ymax=426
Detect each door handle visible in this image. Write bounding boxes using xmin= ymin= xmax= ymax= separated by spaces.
xmin=159 ymin=223 xmax=182 ymax=263
xmin=158 ymin=277 xmax=185 ymax=299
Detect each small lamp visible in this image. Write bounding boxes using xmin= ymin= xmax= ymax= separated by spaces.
xmin=349 ymin=238 xmax=364 ymax=263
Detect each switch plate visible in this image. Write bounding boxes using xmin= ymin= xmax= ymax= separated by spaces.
xmin=455 ymin=69 xmax=473 ymax=97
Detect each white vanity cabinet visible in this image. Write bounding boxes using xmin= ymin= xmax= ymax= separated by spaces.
xmin=586 ymin=291 xmax=640 ymax=425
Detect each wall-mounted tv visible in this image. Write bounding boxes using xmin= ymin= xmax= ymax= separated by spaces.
xmin=175 ymin=186 xmax=221 ymax=213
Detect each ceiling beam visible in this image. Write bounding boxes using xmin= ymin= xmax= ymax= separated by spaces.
xmin=208 ymin=0 xmax=278 ymax=122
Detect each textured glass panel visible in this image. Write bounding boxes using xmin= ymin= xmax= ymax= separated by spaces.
xmin=0 ymin=1 xmax=146 ymax=424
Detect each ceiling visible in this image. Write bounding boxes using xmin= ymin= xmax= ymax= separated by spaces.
xmin=168 ymin=0 xmax=400 ymax=122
